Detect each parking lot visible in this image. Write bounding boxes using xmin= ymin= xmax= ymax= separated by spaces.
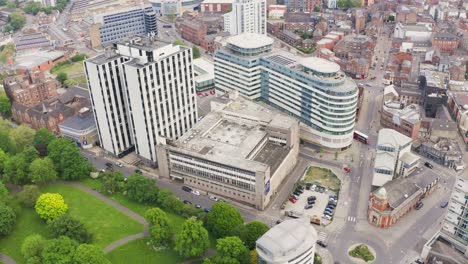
xmin=284 ymin=184 xmax=338 ymax=224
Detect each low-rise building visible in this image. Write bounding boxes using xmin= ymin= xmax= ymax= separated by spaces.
xmin=200 ymin=0 xmax=234 ymax=13
xmin=268 ymin=5 xmax=286 ymax=19
xmin=432 ymin=32 xmax=460 ymax=54
xmin=256 ymin=218 xmax=317 ymax=263
xmin=394 ymin=22 xmax=433 ymax=42
xmin=447 ymin=92 xmax=468 ymax=147
xmin=3 ymin=70 xmax=59 ymax=107
xmin=368 ymin=170 xmax=439 ymax=228
xmin=414 ymin=137 xmax=464 ymax=169
xmin=193 ymin=57 xmax=215 ymax=92
xmin=157 ymin=92 xmax=299 ymax=210
xmin=58 ymin=107 xmax=98 ymax=148
xmin=279 ymin=29 xmax=302 ymax=47
xmin=15 ymin=31 xmax=52 ymax=51
xmin=333 ymin=34 xmax=374 ymax=79
xmin=372 ymin=128 xmax=419 ymax=187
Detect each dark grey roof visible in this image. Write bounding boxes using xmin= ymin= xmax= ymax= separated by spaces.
xmin=59 ymin=112 xmax=96 ymax=131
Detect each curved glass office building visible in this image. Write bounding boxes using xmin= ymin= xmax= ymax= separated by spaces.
xmin=149 ymin=0 xmax=203 ymax=16
xmin=215 ymin=33 xmax=359 ymax=151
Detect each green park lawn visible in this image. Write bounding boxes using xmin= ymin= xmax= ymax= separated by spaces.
xmin=0 ymin=207 xmax=51 ymax=263
xmin=50 ymin=61 xmax=84 ymax=76
xmin=106 ymin=238 xmax=184 ymax=264
xmin=39 ymin=184 xmax=144 ymax=249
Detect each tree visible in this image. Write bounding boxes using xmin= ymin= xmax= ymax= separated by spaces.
xmin=388 ymin=15 xmax=395 ymax=22
xmin=0 ymin=148 xmax=7 ymax=174
xmin=0 ymin=204 xmax=16 ymax=236
xmin=249 ymin=250 xmax=257 ymax=264
xmin=100 ymin=171 xmax=124 ymax=194
xmin=173 ymin=39 xmax=186 ymax=46
xmin=49 ymin=214 xmax=92 ymax=243
xmin=242 ymin=221 xmax=268 ymax=250
xmin=145 ymin=208 xmax=172 ymax=247
xmin=29 ymin=157 xmax=57 ymax=183
xmin=157 ymin=189 xmax=184 ymax=213
xmin=206 ymin=202 xmax=243 ymax=238
xmin=33 ymin=128 xmax=55 ymax=156
xmin=3 ymin=25 xmax=12 ymax=33
xmin=21 ymin=234 xmax=45 ymax=261
xmin=48 ymin=138 xmax=92 ymax=180
xmin=314 ymin=6 xmax=320 ymax=12
xmin=5 ymin=1 xmax=16 ymax=9
xmin=0 ymin=95 xmax=11 ymax=117
xmin=70 ymin=53 xmax=87 ymax=62
xmin=35 ymin=193 xmax=68 ymax=221
xmin=9 ymin=12 xmax=26 ymax=31
xmin=207 ymin=236 xmax=250 ymax=264
xmin=10 ymin=125 xmax=36 ymax=152
xmin=24 ymin=2 xmax=42 ymax=15
xmin=0 ymin=180 xmax=7 ymax=199
xmin=175 ymin=217 xmax=209 ymax=258
xmin=0 ymin=130 xmax=16 ymax=154
xmin=192 ymin=46 xmax=201 ymax=59
xmin=3 ymin=153 xmax=30 ymax=184
xmin=125 ymin=174 xmax=159 ymax=203
xmin=17 ymin=185 xmax=41 ymax=208
xmin=56 ymin=72 xmax=68 ymax=85
xmin=74 ymin=244 xmax=110 ymax=264
xmin=42 ymin=236 xmax=78 ymax=264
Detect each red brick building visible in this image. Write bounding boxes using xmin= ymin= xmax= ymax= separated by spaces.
xmin=396 ymin=5 xmax=417 ymax=23
xmin=432 ymin=32 xmax=460 ymax=53
xmin=200 ymin=0 xmax=233 ymax=13
xmin=286 ymin=0 xmax=318 ymax=13
xmin=3 ymin=70 xmax=59 ymax=107
xmin=279 ymin=29 xmax=302 ymax=47
xmin=368 ymin=172 xmax=438 ymax=228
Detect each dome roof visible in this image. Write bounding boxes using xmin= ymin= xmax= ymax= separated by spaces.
xmin=375 ymin=187 xmax=387 ymax=199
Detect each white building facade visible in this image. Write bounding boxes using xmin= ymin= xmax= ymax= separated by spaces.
xmin=34 ymin=0 xmax=56 ymax=7
xmin=215 ymin=33 xmax=359 ymax=151
xmin=223 ymin=0 xmax=267 ymax=35
xmin=85 ymin=38 xmax=198 ymax=164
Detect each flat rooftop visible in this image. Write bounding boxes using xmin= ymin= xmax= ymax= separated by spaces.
xmin=170 ymin=96 xmax=296 ymax=171
xmin=226 ymin=33 xmax=274 ymax=49
xmin=383 ymin=103 xmax=422 ymax=125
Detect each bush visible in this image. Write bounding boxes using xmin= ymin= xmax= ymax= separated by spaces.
xmin=349 ymin=244 xmax=375 ymax=262
xmin=126 ymin=174 xmax=159 ymax=204
xmin=70 ymin=53 xmax=87 ymax=62
xmin=48 ymin=214 xmax=93 ymax=243
xmin=21 ymin=234 xmax=45 ymax=261
xmin=17 ymin=185 xmax=41 ymax=208
xmin=0 ymin=204 xmax=16 ymax=236
xmin=35 ymin=193 xmax=68 ymax=221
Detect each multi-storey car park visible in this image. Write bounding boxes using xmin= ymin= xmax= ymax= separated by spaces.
xmin=214 ymin=33 xmax=359 ymax=151
xmin=157 ymin=92 xmax=299 ymax=210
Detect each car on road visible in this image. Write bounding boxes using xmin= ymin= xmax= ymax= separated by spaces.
xmin=293 ymin=191 xmax=301 ymax=196
xmin=295 ymin=188 xmax=304 ymax=194
xmin=441 ymin=201 xmax=449 ymax=208
xmin=134 ymin=169 xmax=142 ymax=174
xmin=105 ymin=162 xmax=113 ymax=168
xmin=195 ymin=204 xmax=202 ymax=209
xmin=344 ymin=167 xmax=351 ymax=173
xmin=115 ymin=162 xmax=123 ymax=167
xmin=182 ymin=186 xmax=192 ymax=192
xmin=183 ymin=200 xmax=192 ymax=205
xmin=288 ymin=197 xmax=297 ymax=203
xmin=276 ymin=220 xmax=282 ymax=224
xmin=304 ymin=204 xmax=313 ymax=209
xmin=204 ymin=208 xmax=210 ymax=213
xmin=317 ymin=241 xmax=327 ymax=248
xmin=424 ymin=162 xmax=433 ymax=169
xmin=291 ymin=194 xmax=299 ymax=200
xmin=416 ymin=202 xmax=424 ymax=210
xmin=209 ymin=196 xmax=218 ymax=201
xmin=365 ymin=83 xmax=372 ymax=87
xmin=99 ymin=168 xmax=106 ymax=173
xmin=308 ymin=196 xmax=316 ymax=201
xmin=191 ymin=190 xmax=200 ymax=196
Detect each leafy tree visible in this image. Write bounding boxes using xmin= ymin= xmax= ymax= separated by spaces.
xmin=56 ymin=72 xmax=68 ymax=84
xmin=0 ymin=0 xmax=7 ymax=6
xmin=0 ymin=180 xmax=7 ymax=199
xmin=206 ymin=202 xmax=243 ymax=238
xmin=126 ymin=174 xmax=159 ymax=203
xmin=74 ymin=244 xmax=110 ymax=264
xmin=192 ymin=46 xmax=201 ymax=59
xmin=17 ymin=185 xmax=41 ymax=208
xmin=3 ymin=25 xmax=12 ymax=33
xmin=0 ymin=95 xmax=11 ymax=117
xmin=100 ymin=171 xmax=124 ymax=194
xmin=5 ymin=0 xmax=16 ymax=9
xmin=21 ymin=234 xmax=45 ymax=261
xmin=35 ymin=193 xmax=68 ymax=221
xmin=0 ymin=149 xmax=7 ymax=175
xmin=0 ymin=203 xmax=16 ymax=236
xmin=24 ymin=2 xmax=42 ymax=15
xmin=173 ymin=39 xmax=186 ymax=46
xmin=33 ymin=128 xmax=55 ymax=156
xmin=10 ymin=125 xmax=36 ymax=152
xmin=9 ymin=12 xmax=26 ymax=31
xmin=21 ymin=146 xmax=39 ymax=164
xmin=48 ymin=138 xmax=92 ymax=180
xmin=314 ymin=6 xmax=320 ymax=12
xmin=175 ymin=217 xmax=209 ymax=258
xmin=243 ymin=221 xmax=268 ymax=250
xmin=29 ymin=157 xmax=57 ymax=183
xmin=388 ymin=15 xmax=395 ymax=22
xmin=145 ymin=208 xmax=172 ymax=247
xmin=206 ymin=236 xmax=249 ymax=264
xmin=0 ymin=129 xmax=16 ymax=154
xmin=157 ymin=189 xmax=184 ymax=213
xmin=70 ymin=53 xmax=87 ymax=62
xmin=49 ymin=214 xmax=92 ymax=243
xmin=3 ymin=153 xmax=30 ymax=184
xmin=42 ymin=236 xmax=78 ymax=264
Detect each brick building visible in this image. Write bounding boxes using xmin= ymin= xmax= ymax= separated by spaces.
xmin=279 ymin=29 xmax=302 ymax=47
xmin=396 ymin=5 xmax=417 ymax=23
xmin=333 ymin=34 xmax=374 ymax=78
xmin=285 ymin=0 xmax=318 ymax=13
xmin=385 ymin=52 xmax=413 ymax=84
xmin=3 ymin=70 xmax=59 ymax=107
xmin=177 ymin=20 xmax=207 ymax=45
xmin=432 ymin=32 xmax=460 ymax=53
xmin=200 ymin=0 xmax=233 ymax=13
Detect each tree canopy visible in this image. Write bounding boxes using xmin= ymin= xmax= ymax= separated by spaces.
xmin=10 ymin=125 xmax=36 ymax=153
xmin=9 ymin=12 xmax=26 ymax=31
xmin=145 ymin=208 xmax=172 ymax=247
xmin=29 ymin=157 xmax=57 ymax=183
xmin=204 ymin=236 xmax=249 ymax=264
xmin=206 ymin=202 xmax=244 ymax=238
xmin=17 ymin=185 xmax=41 ymax=208
xmin=243 ymin=221 xmax=269 ymax=250
xmin=175 ymin=217 xmax=209 ymax=258
xmin=33 ymin=128 xmax=55 ymax=156
xmin=47 ymin=138 xmax=92 ymax=180
xmin=0 ymin=95 xmax=11 ymax=117
xmin=49 ymin=214 xmax=92 ymax=243
xmin=74 ymin=244 xmax=110 ymax=264
xmin=21 ymin=234 xmax=45 ymax=262
xmin=35 ymin=193 xmax=68 ymax=221
xmin=126 ymin=174 xmax=159 ymax=203
xmin=42 ymin=236 xmax=78 ymax=264
xmin=0 ymin=203 xmax=16 ymax=236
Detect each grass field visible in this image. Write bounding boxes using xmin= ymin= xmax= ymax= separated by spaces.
xmin=106 ymin=238 xmax=184 ymax=264
xmin=50 ymin=61 xmax=84 ymax=76
xmin=0 ymin=207 xmax=50 ymax=263
xmin=39 ymin=184 xmax=144 ymax=248
xmin=303 ymin=166 xmax=341 ymax=191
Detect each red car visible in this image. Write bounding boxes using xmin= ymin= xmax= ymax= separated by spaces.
xmin=288 ymin=197 xmax=297 ymax=203
xmin=210 ymin=90 xmax=215 ymax=95
xmin=344 ymin=167 xmax=351 ymax=173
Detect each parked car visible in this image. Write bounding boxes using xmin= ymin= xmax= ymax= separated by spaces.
xmin=295 ymin=188 xmax=304 ymax=194
xmin=99 ymin=168 xmax=106 ymax=173
xmin=183 ymin=200 xmax=192 ymax=205
xmin=344 ymin=167 xmax=351 ymax=173
xmin=195 ymin=204 xmax=202 ymax=209
xmin=424 ymin=162 xmax=433 ymax=169
xmin=307 ymin=200 xmax=315 ymax=205
xmin=322 ymin=214 xmax=332 ymax=220
xmin=204 ymin=208 xmax=210 ymax=213
xmin=276 ymin=220 xmax=282 ymax=224
xmin=293 ymin=191 xmax=301 ymax=196
xmin=304 ymin=204 xmax=313 ymax=209
xmin=209 ymin=196 xmax=218 ymax=201
xmin=115 ymin=162 xmax=123 ymax=167
xmin=134 ymin=169 xmax=142 ymax=174
xmin=105 ymin=162 xmax=113 ymax=168
xmin=191 ymin=190 xmax=200 ymax=196
xmin=291 ymin=194 xmax=299 ymax=200
xmin=327 ymin=203 xmax=336 ymax=209
xmin=440 ymin=201 xmax=449 ymax=208
xmin=288 ymin=197 xmax=297 ymax=203
xmin=317 ymin=241 xmax=327 ymax=248
xmin=182 ymin=186 xmax=192 ymax=192
xmin=308 ymin=196 xmax=317 ymax=201
xmin=416 ymin=202 xmax=423 ymax=210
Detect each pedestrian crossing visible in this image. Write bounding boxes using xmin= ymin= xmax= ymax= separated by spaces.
xmin=347 ymin=216 xmax=356 ymax=222
xmin=318 ymin=232 xmax=327 ymax=242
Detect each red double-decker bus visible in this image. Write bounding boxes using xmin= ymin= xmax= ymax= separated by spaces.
xmin=353 ymin=130 xmax=369 ymax=144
